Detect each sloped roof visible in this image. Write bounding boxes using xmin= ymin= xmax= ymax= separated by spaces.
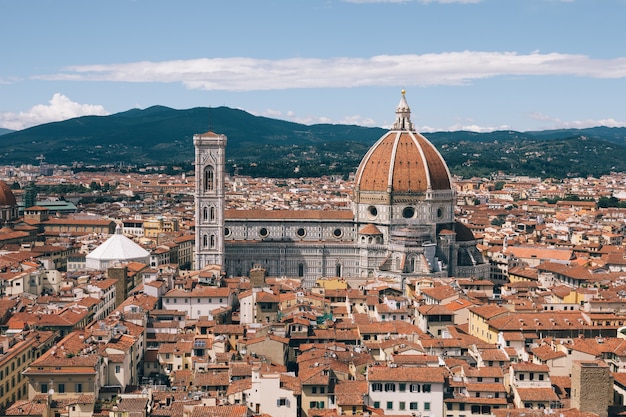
xmin=354 ymin=93 xmax=451 ymax=195
xmin=0 ymin=180 xmax=17 ymax=206
xmin=86 ymin=224 xmax=150 ymax=262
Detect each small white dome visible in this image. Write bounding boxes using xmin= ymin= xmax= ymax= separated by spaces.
xmin=85 ymin=224 xmax=150 ymax=270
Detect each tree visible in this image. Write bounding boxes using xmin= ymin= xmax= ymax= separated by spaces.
xmin=598 ymin=196 xmax=619 ymax=208
xmin=563 ymin=194 xmax=581 ymax=201
xmin=491 ymin=217 xmax=505 ymax=227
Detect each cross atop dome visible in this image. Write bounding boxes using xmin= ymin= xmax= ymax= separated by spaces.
xmin=392 ymin=89 xmax=414 ymax=131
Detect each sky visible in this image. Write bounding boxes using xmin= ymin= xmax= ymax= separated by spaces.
xmin=1 ymin=0 xmax=626 ymax=133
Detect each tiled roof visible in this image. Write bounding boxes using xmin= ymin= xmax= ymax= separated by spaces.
xmin=189 ymin=405 xmax=248 ymax=417
xmin=358 ymin=224 xmax=382 ymax=235
xmin=515 ymin=387 xmax=559 ymax=401
xmin=445 ymin=397 xmax=508 ymax=405
xmin=230 ymin=362 xmax=252 ymax=377
xmin=464 ymin=382 xmax=507 ymax=393
xmin=279 ymin=374 xmax=301 ymax=395
xmin=506 ymin=246 xmax=573 ymax=261
xmin=116 ymin=397 xmax=148 ymax=413
xmin=5 ymin=400 xmax=48 ymax=416
xmin=466 ymin=366 xmax=504 ymax=378
xmin=469 ymin=304 xmax=509 ymax=319
xmin=390 ymin=354 xmax=437 ymax=365
xmin=418 ymin=304 xmax=454 ymax=315
xmin=194 ymin=371 xmax=230 ymax=387
xmin=531 ymin=344 xmax=567 ymax=361
xmin=354 ymin=130 xmax=451 ymax=193
xmin=511 ymin=362 xmax=550 ymax=372
xmin=226 ymin=377 xmax=251 ymax=395
xmin=335 ymin=380 xmax=367 ymax=406
xmin=367 ymin=365 xmax=445 ymax=383
xmin=171 ymin=369 xmax=193 ymax=387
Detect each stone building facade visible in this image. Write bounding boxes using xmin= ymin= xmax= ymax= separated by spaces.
xmin=571 ymin=360 xmax=612 ymax=417
xmin=195 ymin=92 xmax=490 ymax=287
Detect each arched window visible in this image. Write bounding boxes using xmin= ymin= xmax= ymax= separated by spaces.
xmin=210 ymin=234 xmax=216 ymax=248
xmin=210 ymin=206 xmax=215 ymax=222
xmin=335 ymin=263 xmax=342 ymax=277
xmin=202 ymin=234 xmax=208 ymax=248
xmin=203 ymin=207 xmax=208 ymax=221
xmin=298 ymin=263 xmax=304 ymax=277
xmin=204 ymin=166 xmax=215 ymax=191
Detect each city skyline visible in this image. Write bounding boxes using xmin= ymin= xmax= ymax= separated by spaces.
xmin=1 ymin=0 xmax=625 ymax=133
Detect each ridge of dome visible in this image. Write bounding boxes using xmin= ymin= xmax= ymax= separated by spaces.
xmin=353 ymin=92 xmax=452 ymax=198
xmin=0 ymin=180 xmax=17 ymax=207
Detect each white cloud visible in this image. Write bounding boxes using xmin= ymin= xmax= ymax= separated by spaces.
xmin=0 ymin=93 xmax=109 ymax=130
xmin=255 ymin=108 xmax=376 ymax=127
xmin=528 ymin=112 xmax=626 ymax=130
xmin=342 ymin=0 xmax=481 ymax=3
xmin=337 ymin=115 xmax=377 ymax=126
xmin=36 ymin=52 xmax=626 ymax=93
xmin=260 ymin=109 xmax=284 ymax=119
xmin=417 ymin=122 xmax=512 ymax=133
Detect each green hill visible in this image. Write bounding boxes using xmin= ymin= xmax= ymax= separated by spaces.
xmin=1 ymin=106 xmax=626 ymax=179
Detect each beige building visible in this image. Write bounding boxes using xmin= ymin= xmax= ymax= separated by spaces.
xmin=23 ymin=331 xmax=101 ymax=401
xmin=157 ymin=339 xmax=193 ymax=374
xmin=23 ymin=208 xmax=116 ymax=236
xmin=143 ymin=217 xmax=179 ymax=239
xmin=507 ymin=362 xmax=560 ymax=410
xmin=0 ymin=331 xmax=56 ymax=410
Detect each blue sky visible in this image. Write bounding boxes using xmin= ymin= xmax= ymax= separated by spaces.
xmin=1 ymin=0 xmax=625 ymax=133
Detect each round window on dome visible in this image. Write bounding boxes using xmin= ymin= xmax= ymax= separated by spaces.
xmin=224 ymin=227 xmax=231 ymax=237
xmin=259 ymin=227 xmax=269 ymax=237
xmin=367 ymin=206 xmax=378 ymax=218
xmin=333 ymin=228 xmax=343 ymax=238
xmin=402 ymin=207 xmax=415 ymax=219
xmin=296 ymin=228 xmax=306 ymax=238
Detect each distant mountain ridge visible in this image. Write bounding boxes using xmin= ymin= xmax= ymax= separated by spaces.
xmin=1 ymin=106 xmax=625 ymax=179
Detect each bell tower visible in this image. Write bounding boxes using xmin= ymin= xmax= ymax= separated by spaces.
xmin=194 ymin=130 xmax=227 ymax=270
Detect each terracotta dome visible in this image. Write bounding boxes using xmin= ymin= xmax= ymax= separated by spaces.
xmin=354 ymin=92 xmax=451 ymax=195
xmin=453 ymin=221 xmax=476 ymax=242
xmin=0 ymin=181 xmax=17 ymax=206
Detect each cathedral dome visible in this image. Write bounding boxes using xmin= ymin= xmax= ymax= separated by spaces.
xmin=353 ymin=91 xmax=452 ymax=201
xmin=454 ymin=221 xmax=476 ymax=242
xmin=0 ymin=181 xmax=17 ymax=207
